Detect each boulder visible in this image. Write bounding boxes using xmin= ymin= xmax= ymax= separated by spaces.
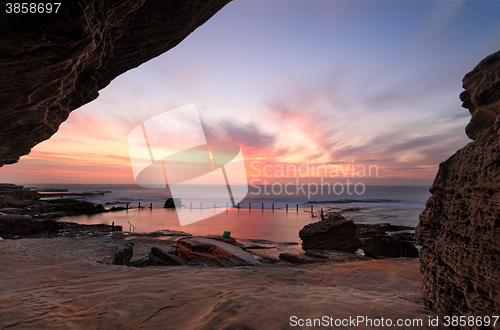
xmin=361 ymin=235 xmax=419 ymax=259
xmin=44 ymin=199 xmax=106 ymax=215
xmin=164 ymin=198 xmax=181 ymax=209
xmin=298 ymin=213 xmax=361 ymax=253
xmin=186 ymin=259 xmax=208 ymax=267
xmin=177 ymin=237 xmax=261 ymax=267
xmin=96 ymin=242 xmax=134 ymax=265
xmin=149 ymin=247 xmax=186 ymax=266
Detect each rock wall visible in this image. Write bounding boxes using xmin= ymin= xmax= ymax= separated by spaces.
xmin=0 ymin=0 xmax=231 ymax=166
xmin=416 ymin=51 xmax=500 ymax=321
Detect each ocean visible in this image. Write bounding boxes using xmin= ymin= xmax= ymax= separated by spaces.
xmin=30 ymin=184 xmax=431 ymax=242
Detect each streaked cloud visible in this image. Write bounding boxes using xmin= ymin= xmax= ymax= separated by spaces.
xmin=0 ymin=0 xmax=498 ymax=185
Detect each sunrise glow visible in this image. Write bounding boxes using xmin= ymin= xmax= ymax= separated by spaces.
xmin=1 ymin=0 xmax=498 ymax=185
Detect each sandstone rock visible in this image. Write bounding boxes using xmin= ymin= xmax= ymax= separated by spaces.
xmin=60 ymin=223 xmax=122 ymax=238
xmin=186 ymin=259 xmax=208 ymax=267
xmin=127 ymin=257 xmax=152 ymax=268
xmin=43 ymin=199 xmax=106 ymax=215
xmin=177 ymin=237 xmax=261 ymax=267
xmin=236 ymin=239 xmax=279 ymax=250
xmin=460 ymin=50 xmax=500 ymax=140
xmin=361 ymin=235 xmax=419 ymax=259
xmin=246 ymin=249 xmax=283 ymax=264
xmin=0 ymin=184 xmax=40 ymax=199
xmin=304 ymin=250 xmax=371 ymax=262
xmin=0 ymin=0 xmax=232 ymax=166
xmin=278 ymin=252 xmax=326 ymax=264
xmin=163 ymin=198 xmax=181 ymax=209
xmin=0 ymin=185 xmax=109 ymax=218
xmin=298 ymin=213 xmax=361 ymax=253
xmin=110 ymin=243 xmax=134 ymax=265
xmin=149 ymin=247 xmax=186 ymax=266
xmin=2 ymin=197 xmax=28 ymax=208
xmin=206 ymin=235 xmax=249 ymax=250
xmin=109 ymin=206 xmax=127 ymax=212
xmin=355 ymin=223 xmax=415 ymax=239
xmin=96 ymin=241 xmax=134 ymax=265
xmin=416 ymin=125 xmax=500 ymax=317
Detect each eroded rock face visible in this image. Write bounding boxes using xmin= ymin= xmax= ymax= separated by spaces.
xmin=417 ymin=109 xmax=500 ymax=315
xmin=460 ymin=50 xmax=500 ymax=140
xmin=299 ymin=213 xmax=361 ymax=253
xmin=0 ymin=0 xmax=231 ymax=166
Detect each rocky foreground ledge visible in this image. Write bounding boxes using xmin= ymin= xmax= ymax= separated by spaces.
xmin=0 ymin=233 xmax=443 ymax=329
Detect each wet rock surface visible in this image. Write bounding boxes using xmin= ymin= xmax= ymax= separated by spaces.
xmin=0 ymin=237 xmax=441 ymax=330
xmin=0 ymin=184 xmax=107 ymax=217
xmin=163 ymin=198 xmax=181 ymax=209
xmin=278 ymin=252 xmax=326 ymax=264
xmin=361 ymin=235 xmax=419 ymax=259
xmin=0 ymin=184 xmax=126 ymax=237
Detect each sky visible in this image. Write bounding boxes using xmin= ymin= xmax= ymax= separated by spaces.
xmin=2 ymin=0 xmax=500 ymax=185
